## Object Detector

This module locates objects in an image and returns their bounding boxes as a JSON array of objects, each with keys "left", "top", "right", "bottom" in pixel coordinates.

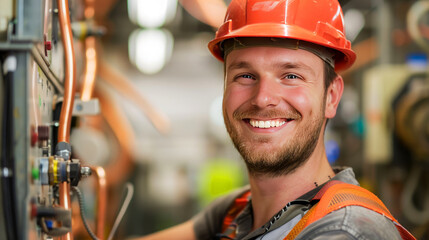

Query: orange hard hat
[{"left": 208, "top": 0, "right": 356, "bottom": 71}]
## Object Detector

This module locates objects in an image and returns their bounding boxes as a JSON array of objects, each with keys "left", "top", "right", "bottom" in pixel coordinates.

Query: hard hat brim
[{"left": 208, "top": 23, "right": 356, "bottom": 72}]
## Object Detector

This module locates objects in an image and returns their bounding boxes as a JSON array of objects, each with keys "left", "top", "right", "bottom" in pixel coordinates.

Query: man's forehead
[{"left": 225, "top": 46, "right": 321, "bottom": 74}]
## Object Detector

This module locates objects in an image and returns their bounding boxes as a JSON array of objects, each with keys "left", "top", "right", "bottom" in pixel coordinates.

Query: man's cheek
[{"left": 285, "top": 90, "right": 313, "bottom": 114}]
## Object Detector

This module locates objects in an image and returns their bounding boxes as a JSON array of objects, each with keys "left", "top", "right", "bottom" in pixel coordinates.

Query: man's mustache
[{"left": 232, "top": 105, "right": 301, "bottom": 120}]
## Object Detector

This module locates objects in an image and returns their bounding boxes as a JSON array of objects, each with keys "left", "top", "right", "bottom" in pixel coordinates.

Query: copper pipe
[
  {"left": 57, "top": 0, "right": 76, "bottom": 143},
  {"left": 84, "top": 0, "right": 96, "bottom": 19},
  {"left": 80, "top": 0, "right": 98, "bottom": 101},
  {"left": 179, "top": 0, "right": 227, "bottom": 28},
  {"left": 57, "top": 0, "right": 76, "bottom": 238},
  {"left": 95, "top": 87, "right": 135, "bottom": 186},
  {"left": 80, "top": 37, "right": 98, "bottom": 101},
  {"left": 59, "top": 182, "right": 72, "bottom": 240},
  {"left": 90, "top": 166, "right": 107, "bottom": 239},
  {"left": 98, "top": 61, "right": 170, "bottom": 134}
]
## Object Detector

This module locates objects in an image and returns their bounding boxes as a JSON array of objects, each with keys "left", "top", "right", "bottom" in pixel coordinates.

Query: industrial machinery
[
  {"left": 362, "top": 1, "right": 429, "bottom": 235},
  {"left": 0, "top": 0, "right": 110, "bottom": 239}
]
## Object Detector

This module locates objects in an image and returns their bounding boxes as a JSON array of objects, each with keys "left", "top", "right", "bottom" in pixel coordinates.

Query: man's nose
[{"left": 250, "top": 78, "right": 281, "bottom": 108}]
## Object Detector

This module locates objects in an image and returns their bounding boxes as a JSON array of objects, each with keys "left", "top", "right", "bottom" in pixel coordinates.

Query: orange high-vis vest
[{"left": 220, "top": 180, "right": 416, "bottom": 240}]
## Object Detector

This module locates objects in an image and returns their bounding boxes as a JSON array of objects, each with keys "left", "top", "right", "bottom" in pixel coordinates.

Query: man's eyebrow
[
  {"left": 276, "top": 62, "right": 315, "bottom": 75},
  {"left": 226, "top": 61, "right": 252, "bottom": 71},
  {"left": 226, "top": 60, "right": 317, "bottom": 76}
]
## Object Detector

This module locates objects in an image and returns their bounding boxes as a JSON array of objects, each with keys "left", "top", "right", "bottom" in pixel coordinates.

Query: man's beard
[{"left": 223, "top": 104, "right": 325, "bottom": 177}]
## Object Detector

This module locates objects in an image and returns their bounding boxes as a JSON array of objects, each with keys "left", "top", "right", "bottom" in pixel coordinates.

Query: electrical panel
[{"left": 1, "top": 0, "right": 91, "bottom": 239}]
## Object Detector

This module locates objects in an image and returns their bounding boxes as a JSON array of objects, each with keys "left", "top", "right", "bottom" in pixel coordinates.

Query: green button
[{"left": 32, "top": 167, "right": 39, "bottom": 180}]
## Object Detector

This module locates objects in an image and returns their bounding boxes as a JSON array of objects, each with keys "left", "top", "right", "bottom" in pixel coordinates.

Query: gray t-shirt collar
[{"left": 234, "top": 167, "right": 359, "bottom": 240}]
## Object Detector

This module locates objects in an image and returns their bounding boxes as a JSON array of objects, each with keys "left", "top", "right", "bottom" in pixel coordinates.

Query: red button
[{"left": 31, "top": 126, "right": 38, "bottom": 147}]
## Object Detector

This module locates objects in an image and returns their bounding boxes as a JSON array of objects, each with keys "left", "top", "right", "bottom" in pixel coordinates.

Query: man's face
[{"left": 223, "top": 46, "right": 327, "bottom": 176}]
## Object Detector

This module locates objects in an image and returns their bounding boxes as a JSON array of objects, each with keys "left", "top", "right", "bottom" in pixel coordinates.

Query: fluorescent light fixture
[
  {"left": 128, "top": 0, "right": 178, "bottom": 28},
  {"left": 344, "top": 9, "right": 365, "bottom": 42},
  {"left": 128, "top": 28, "right": 174, "bottom": 74}
]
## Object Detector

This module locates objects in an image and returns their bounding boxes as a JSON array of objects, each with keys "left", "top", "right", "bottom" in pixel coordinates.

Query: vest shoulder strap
[
  {"left": 221, "top": 190, "right": 251, "bottom": 237},
  {"left": 284, "top": 181, "right": 416, "bottom": 240}
]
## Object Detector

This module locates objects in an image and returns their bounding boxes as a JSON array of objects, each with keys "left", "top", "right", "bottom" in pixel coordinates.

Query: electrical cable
[
  {"left": 0, "top": 57, "right": 3, "bottom": 172},
  {"left": 71, "top": 186, "right": 99, "bottom": 240},
  {"left": 0, "top": 57, "right": 7, "bottom": 240},
  {"left": 1, "top": 55, "right": 18, "bottom": 240},
  {"left": 107, "top": 183, "right": 134, "bottom": 240},
  {"left": 401, "top": 164, "right": 429, "bottom": 224},
  {"left": 72, "top": 182, "right": 134, "bottom": 240}
]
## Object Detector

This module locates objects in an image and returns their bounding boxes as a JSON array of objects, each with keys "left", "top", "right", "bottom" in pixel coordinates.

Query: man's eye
[
  {"left": 234, "top": 74, "right": 256, "bottom": 84},
  {"left": 239, "top": 74, "right": 254, "bottom": 79},
  {"left": 285, "top": 74, "right": 300, "bottom": 79}
]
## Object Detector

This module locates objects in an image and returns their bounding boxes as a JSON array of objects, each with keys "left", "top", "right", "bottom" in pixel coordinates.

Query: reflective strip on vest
[
  {"left": 220, "top": 181, "right": 416, "bottom": 240},
  {"left": 283, "top": 181, "right": 416, "bottom": 240}
]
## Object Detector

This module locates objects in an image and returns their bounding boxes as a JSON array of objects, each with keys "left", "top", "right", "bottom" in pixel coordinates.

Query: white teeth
[{"left": 249, "top": 120, "right": 287, "bottom": 128}]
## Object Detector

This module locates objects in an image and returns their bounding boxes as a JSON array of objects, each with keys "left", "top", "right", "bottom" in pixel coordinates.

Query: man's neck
[{"left": 248, "top": 146, "right": 335, "bottom": 230}]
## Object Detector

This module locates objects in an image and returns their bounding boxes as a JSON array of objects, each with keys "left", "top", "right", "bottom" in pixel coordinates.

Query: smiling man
[
  {"left": 222, "top": 42, "right": 331, "bottom": 179},
  {"left": 133, "top": 1, "right": 415, "bottom": 239}
]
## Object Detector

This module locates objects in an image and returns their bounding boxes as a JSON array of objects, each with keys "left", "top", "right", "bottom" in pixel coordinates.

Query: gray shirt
[{"left": 193, "top": 167, "right": 402, "bottom": 240}]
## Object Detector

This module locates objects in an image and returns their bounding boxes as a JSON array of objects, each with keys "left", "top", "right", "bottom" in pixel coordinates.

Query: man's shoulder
[
  {"left": 192, "top": 185, "right": 251, "bottom": 240},
  {"left": 296, "top": 205, "right": 402, "bottom": 240}
]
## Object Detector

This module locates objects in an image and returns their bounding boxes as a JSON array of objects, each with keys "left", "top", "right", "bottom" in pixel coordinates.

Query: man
[{"left": 134, "top": 0, "right": 415, "bottom": 239}]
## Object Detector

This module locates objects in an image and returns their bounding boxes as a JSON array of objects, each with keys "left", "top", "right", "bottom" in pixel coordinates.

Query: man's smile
[{"left": 246, "top": 118, "right": 294, "bottom": 129}]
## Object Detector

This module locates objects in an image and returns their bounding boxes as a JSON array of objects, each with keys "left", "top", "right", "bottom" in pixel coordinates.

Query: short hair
[{"left": 324, "top": 61, "right": 338, "bottom": 92}]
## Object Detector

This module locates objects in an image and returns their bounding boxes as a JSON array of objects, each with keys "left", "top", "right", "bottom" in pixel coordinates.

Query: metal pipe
[
  {"left": 59, "top": 182, "right": 72, "bottom": 240},
  {"left": 80, "top": 37, "right": 97, "bottom": 101},
  {"left": 90, "top": 166, "right": 107, "bottom": 239},
  {"left": 80, "top": 0, "right": 98, "bottom": 101},
  {"left": 95, "top": 87, "right": 134, "bottom": 186},
  {"left": 57, "top": 0, "right": 76, "bottom": 144},
  {"left": 375, "top": 0, "right": 392, "bottom": 65},
  {"left": 57, "top": 0, "right": 76, "bottom": 238},
  {"left": 98, "top": 61, "right": 170, "bottom": 134},
  {"left": 85, "top": 0, "right": 96, "bottom": 19}
]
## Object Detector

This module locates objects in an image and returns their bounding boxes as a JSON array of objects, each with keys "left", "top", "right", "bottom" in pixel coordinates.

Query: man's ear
[{"left": 325, "top": 75, "right": 344, "bottom": 119}]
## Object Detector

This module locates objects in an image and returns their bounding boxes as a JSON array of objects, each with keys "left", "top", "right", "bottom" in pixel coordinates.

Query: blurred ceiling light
[
  {"left": 344, "top": 9, "right": 365, "bottom": 42},
  {"left": 209, "top": 96, "right": 229, "bottom": 141},
  {"left": 128, "top": 28, "right": 174, "bottom": 75},
  {"left": 209, "top": 95, "right": 224, "bottom": 128},
  {"left": 128, "top": 0, "right": 178, "bottom": 28}
]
